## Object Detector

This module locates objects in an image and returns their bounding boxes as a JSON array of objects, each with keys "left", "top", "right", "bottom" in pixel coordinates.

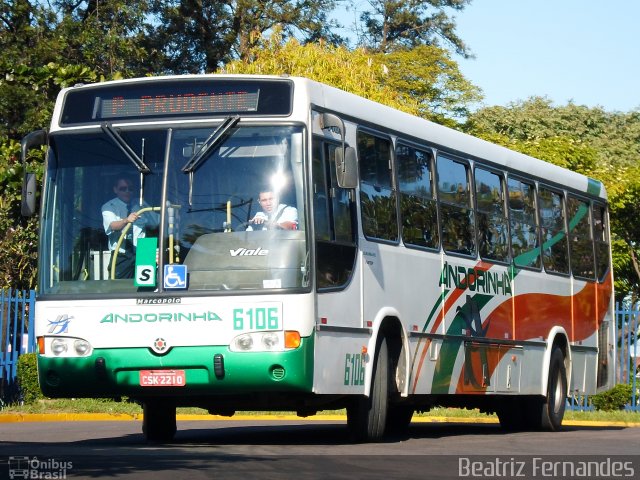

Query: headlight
[
  {"left": 74, "top": 339, "right": 92, "bottom": 356},
  {"left": 46, "top": 337, "right": 93, "bottom": 357},
  {"left": 234, "top": 334, "right": 254, "bottom": 351},
  {"left": 262, "top": 333, "right": 279, "bottom": 349},
  {"left": 230, "top": 331, "right": 285, "bottom": 352},
  {"left": 51, "top": 338, "right": 68, "bottom": 355}
]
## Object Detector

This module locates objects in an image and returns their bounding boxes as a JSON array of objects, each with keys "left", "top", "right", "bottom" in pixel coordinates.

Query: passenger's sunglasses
[{"left": 117, "top": 186, "right": 134, "bottom": 192}]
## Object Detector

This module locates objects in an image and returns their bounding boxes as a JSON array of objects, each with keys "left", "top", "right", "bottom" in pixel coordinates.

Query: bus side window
[
  {"left": 567, "top": 195, "right": 595, "bottom": 280},
  {"left": 539, "top": 187, "right": 569, "bottom": 274},
  {"left": 357, "top": 130, "right": 398, "bottom": 242},
  {"left": 507, "top": 177, "right": 541, "bottom": 269},
  {"left": 437, "top": 155, "right": 476, "bottom": 256},
  {"left": 397, "top": 143, "right": 438, "bottom": 249},
  {"left": 475, "top": 167, "right": 508, "bottom": 262},
  {"left": 312, "top": 141, "right": 331, "bottom": 241},
  {"left": 593, "top": 203, "right": 610, "bottom": 282},
  {"left": 313, "top": 139, "right": 356, "bottom": 289}
]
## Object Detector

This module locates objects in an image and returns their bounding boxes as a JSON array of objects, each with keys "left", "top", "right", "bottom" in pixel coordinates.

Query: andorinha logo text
[
  {"left": 439, "top": 261, "right": 513, "bottom": 296},
  {"left": 100, "top": 311, "right": 222, "bottom": 324}
]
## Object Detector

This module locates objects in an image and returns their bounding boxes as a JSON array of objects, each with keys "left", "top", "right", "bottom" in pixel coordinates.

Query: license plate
[{"left": 139, "top": 370, "right": 186, "bottom": 387}]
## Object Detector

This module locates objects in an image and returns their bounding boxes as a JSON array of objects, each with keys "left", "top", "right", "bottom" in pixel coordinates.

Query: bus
[{"left": 21, "top": 74, "right": 615, "bottom": 442}]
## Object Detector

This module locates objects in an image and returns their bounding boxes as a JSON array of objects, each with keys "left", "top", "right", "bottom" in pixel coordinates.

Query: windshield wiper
[
  {"left": 101, "top": 123, "right": 150, "bottom": 174},
  {"left": 181, "top": 115, "right": 240, "bottom": 174}
]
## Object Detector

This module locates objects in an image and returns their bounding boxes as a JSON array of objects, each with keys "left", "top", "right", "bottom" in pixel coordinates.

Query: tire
[
  {"left": 526, "top": 347, "right": 567, "bottom": 431},
  {"left": 539, "top": 347, "right": 567, "bottom": 431},
  {"left": 143, "top": 401, "right": 177, "bottom": 443},
  {"left": 347, "top": 337, "right": 389, "bottom": 442}
]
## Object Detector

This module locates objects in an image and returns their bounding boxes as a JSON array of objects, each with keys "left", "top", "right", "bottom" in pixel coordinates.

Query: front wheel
[{"left": 347, "top": 337, "right": 389, "bottom": 442}]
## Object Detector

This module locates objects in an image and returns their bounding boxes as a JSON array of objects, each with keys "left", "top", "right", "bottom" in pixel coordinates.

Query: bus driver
[{"left": 247, "top": 189, "right": 298, "bottom": 230}]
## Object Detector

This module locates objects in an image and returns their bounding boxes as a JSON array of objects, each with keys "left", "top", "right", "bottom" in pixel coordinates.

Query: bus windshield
[{"left": 40, "top": 124, "right": 308, "bottom": 295}]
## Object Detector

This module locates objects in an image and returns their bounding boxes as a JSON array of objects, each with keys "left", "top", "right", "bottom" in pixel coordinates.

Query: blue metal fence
[
  {"left": 566, "top": 302, "right": 639, "bottom": 412},
  {"left": 0, "top": 289, "right": 36, "bottom": 405},
  {"left": 616, "top": 302, "right": 639, "bottom": 411}
]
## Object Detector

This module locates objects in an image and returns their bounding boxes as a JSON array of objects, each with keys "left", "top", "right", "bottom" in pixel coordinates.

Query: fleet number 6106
[{"left": 233, "top": 307, "right": 279, "bottom": 330}]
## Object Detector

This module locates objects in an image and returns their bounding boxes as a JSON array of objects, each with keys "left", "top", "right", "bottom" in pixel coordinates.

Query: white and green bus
[{"left": 22, "top": 75, "right": 615, "bottom": 442}]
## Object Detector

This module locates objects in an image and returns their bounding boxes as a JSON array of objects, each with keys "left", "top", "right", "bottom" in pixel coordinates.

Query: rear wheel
[
  {"left": 347, "top": 337, "right": 389, "bottom": 442},
  {"left": 142, "top": 401, "right": 177, "bottom": 442},
  {"left": 537, "top": 347, "right": 567, "bottom": 431}
]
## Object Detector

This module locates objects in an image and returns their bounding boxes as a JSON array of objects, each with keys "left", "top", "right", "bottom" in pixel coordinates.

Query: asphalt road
[{"left": 1, "top": 419, "right": 640, "bottom": 479}]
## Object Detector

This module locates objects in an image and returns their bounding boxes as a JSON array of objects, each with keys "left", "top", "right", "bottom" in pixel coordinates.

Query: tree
[
  {"left": 148, "top": 0, "right": 342, "bottom": 73},
  {"left": 355, "top": 0, "right": 472, "bottom": 56},
  {"left": 378, "top": 44, "right": 481, "bottom": 125},
  {"left": 52, "top": 0, "right": 153, "bottom": 78},
  {"left": 220, "top": 31, "right": 480, "bottom": 124}
]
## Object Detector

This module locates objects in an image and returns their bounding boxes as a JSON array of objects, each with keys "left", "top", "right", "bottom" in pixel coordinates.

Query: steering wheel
[{"left": 110, "top": 206, "right": 161, "bottom": 280}]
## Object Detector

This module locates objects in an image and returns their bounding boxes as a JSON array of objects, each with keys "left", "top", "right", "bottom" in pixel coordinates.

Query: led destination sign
[
  {"left": 60, "top": 78, "right": 293, "bottom": 125},
  {"left": 99, "top": 90, "right": 260, "bottom": 119}
]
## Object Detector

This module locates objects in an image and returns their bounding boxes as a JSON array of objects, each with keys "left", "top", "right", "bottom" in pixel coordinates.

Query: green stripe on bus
[
  {"left": 587, "top": 178, "right": 602, "bottom": 196},
  {"left": 38, "top": 336, "right": 314, "bottom": 398},
  {"left": 431, "top": 293, "right": 494, "bottom": 394}
]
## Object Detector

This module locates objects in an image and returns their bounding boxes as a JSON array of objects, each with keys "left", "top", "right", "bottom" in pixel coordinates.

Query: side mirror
[
  {"left": 21, "top": 172, "right": 37, "bottom": 216},
  {"left": 20, "top": 129, "right": 47, "bottom": 217},
  {"left": 320, "top": 113, "right": 344, "bottom": 138},
  {"left": 321, "top": 113, "right": 357, "bottom": 189},
  {"left": 335, "top": 146, "right": 358, "bottom": 189}
]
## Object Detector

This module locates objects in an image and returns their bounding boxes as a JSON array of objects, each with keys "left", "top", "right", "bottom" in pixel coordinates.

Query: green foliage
[
  {"left": 221, "top": 35, "right": 421, "bottom": 114},
  {"left": 17, "top": 352, "right": 43, "bottom": 404},
  {"left": 591, "top": 383, "right": 634, "bottom": 412},
  {"left": 149, "top": 0, "right": 341, "bottom": 73},
  {"left": 220, "top": 32, "right": 480, "bottom": 124},
  {"left": 0, "top": 139, "right": 41, "bottom": 289}
]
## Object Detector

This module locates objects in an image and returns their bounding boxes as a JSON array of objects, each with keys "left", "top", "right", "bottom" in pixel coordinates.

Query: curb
[{"left": 1, "top": 413, "right": 639, "bottom": 428}]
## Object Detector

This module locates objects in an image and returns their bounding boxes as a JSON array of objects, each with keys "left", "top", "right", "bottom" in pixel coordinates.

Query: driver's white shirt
[
  {"left": 247, "top": 204, "right": 298, "bottom": 230},
  {"left": 101, "top": 197, "right": 151, "bottom": 252}
]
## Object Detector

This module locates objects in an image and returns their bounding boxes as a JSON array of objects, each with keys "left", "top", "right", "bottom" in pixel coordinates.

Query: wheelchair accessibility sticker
[{"left": 164, "top": 265, "right": 187, "bottom": 289}]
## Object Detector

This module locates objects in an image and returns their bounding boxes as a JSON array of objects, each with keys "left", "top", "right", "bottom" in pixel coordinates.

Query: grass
[{"left": 2, "top": 399, "right": 640, "bottom": 424}]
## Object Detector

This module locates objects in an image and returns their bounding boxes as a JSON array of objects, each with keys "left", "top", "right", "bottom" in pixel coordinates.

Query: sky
[{"left": 338, "top": 1, "right": 640, "bottom": 112}]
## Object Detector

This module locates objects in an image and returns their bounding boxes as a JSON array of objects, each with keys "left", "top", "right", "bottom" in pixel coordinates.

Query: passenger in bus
[
  {"left": 246, "top": 188, "right": 298, "bottom": 230},
  {"left": 101, "top": 176, "right": 158, "bottom": 278}
]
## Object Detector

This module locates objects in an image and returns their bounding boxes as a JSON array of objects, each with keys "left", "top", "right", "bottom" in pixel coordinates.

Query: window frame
[
  {"left": 567, "top": 193, "right": 596, "bottom": 281},
  {"left": 506, "top": 174, "right": 542, "bottom": 272},
  {"left": 356, "top": 127, "right": 399, "bottom": 245},
  {"left": 473, "top": 164, "right": 510, "bottom": 265},
  {"left": 435, "top": 153, "right": 476, "bottom": 259},
  {"left": 312, "top": 135, "right": 358, "bottom": 292},
  {"left": 538, "top": 184, "right": 570, "bottom": 277},
  {"left": 396, "top": 140, "right": 440, "bottom": 252}
]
